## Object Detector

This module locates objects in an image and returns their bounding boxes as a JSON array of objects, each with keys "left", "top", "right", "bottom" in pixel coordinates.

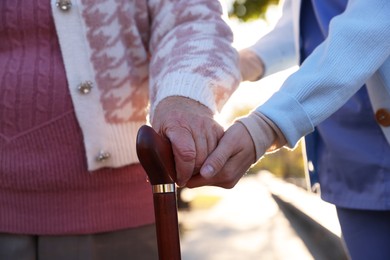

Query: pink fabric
[
  {"left": 80, "top": 0, "right": 150, "bottom": 123},
  {"left": 76, "top": 0, "right": 240, "bottom": 123},
  {"left": 0, "top": 0, "right": 154, "bottom": 235},
  {"left": 0, "top": 0, "right": 71, "bottom": 138}
]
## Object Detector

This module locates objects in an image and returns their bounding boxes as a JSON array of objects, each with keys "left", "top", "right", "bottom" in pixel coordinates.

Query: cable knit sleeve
[{"left": 147, "top": 0, "right": 241, "bottom": 117}]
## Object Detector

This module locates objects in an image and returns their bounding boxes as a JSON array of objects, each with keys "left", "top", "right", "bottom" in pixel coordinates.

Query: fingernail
[
  {"left": 176, "top": 179, "right": 185, "bottom": 187},
  {"left": 201, "top": 165, "right": 215, "bottom": 179}
]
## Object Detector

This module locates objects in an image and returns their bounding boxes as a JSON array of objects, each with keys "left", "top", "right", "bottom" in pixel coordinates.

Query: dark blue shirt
[{"left": 300, "top": 0, "right": 390, "bottom": 209}]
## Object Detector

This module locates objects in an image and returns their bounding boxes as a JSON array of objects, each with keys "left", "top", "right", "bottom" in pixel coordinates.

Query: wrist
[
  {"left": 236, "top": 111, "right": 286, "bottom": 161},
  {"left": 239, "top": 49, "right": 265, "bottom": 82}
]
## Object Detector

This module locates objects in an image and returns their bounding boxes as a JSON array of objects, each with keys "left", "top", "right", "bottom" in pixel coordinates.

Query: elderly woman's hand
[{"left": 152, "top": 96, "right": 224, "bottom": 187}]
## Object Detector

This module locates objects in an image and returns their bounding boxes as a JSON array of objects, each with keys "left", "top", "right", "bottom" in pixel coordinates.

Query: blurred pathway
[{"left": 179, "top": 174, "right": 314, "bottom": 260}]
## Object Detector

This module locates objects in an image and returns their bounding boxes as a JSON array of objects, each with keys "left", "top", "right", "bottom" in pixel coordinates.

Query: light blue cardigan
[{"left": 249, "top": 0, "right": 390, "bottom": 147}]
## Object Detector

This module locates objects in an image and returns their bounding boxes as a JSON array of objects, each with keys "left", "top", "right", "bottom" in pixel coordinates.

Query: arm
[
  {"left": 260, "top": 0, "right": 390, "bottom": 147},
  {"left": 148, "top": 0, "right": 241, "bottom": 186},
  {"left": 197, "top": 0, "right": 390, "bottom": 188},
  {"left": 240, "top": 0, "right": 298, "bottom": 81}
]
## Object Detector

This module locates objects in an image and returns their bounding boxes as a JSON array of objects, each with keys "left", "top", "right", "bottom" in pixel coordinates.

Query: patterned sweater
[
  {"left": 53, "top": 0, "right": 240, "bottom": 171},
  {"left": 0, "top": 0, "right": 240, "bottom": 234}
]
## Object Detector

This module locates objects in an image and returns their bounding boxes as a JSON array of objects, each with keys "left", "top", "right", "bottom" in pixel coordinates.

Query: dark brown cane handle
[
  {"left": 136, "top": 125, "right": 176, "bottom": 185},
  {"left": 136, "top": 125, "right": 181, "bottom": 260}
]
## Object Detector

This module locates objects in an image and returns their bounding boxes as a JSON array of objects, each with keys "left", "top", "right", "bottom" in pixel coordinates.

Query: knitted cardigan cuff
[{"left": 237, "top": 111, "right": 287, "bottom": 161}]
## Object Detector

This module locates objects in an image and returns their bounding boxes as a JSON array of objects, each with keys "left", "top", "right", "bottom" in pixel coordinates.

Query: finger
[
  {"left": 188, "top": 152, "right": 250, "bottom": 188},
  {"left": 186, "top": 174, "right": 213, "bottom": 188},
  {"left": 193, "top": 131, "right": 208, "bottom": 175},
  {"left": 207, "top": 123, "right": 224, "bottom": 154},
  {"left": 166, "top": 129, "right": 196, "bottom": 187},
  {"left": 199, "top": 134, "right": 235, "bottom": 179},
  {"left": 187, "top": 174, "right": 238, "bottom": 189},
  {"left": 193, "top": 122, "right": 224, "bottom": 175}
]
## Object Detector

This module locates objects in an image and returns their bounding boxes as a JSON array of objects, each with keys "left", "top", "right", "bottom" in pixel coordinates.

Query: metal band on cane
[{"left": 153, "top": 183, "right": 176, "bottom": 193}]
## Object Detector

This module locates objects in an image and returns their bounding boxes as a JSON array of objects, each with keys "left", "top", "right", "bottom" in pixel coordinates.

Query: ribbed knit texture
[
  {"left": 50, "top": 0, "right": 240, "bottom": 170},
  {"left": 256, "top": 0, "right": 390, "bottom": 146},
  {"left": 0, "top": 0, "right": 72, "bottom": 138},
  {"left": 0, "top": 0, "right": 154, "bottom": 235},
  {"left": 237, "top": 111, "right": 286, "bottom": 161}
]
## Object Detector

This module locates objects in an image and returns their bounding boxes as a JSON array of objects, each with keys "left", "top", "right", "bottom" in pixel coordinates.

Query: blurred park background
[{"left": 219, "top": 0, "right": 305, "bottom": 186}]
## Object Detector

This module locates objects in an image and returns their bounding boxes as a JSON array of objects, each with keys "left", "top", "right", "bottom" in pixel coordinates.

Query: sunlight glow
[{"left": 217, "top": 2, "right": 297, "bottom": 128}]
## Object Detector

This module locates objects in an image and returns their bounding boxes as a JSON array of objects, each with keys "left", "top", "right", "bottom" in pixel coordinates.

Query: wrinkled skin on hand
[
  {"left": 187, "top": 122, "right": 257, "bottom": 189},
  {"left": 152, "top": 96, "right": 224, "bottom": 187}
]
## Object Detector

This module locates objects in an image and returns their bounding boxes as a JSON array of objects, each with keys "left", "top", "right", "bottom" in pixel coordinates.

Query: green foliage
[
  {"left": 248, "top": 142, "right": 305, "bottom": 180},
  {"left": 229, "top": 0, "right": 280, "bottom": 22}
]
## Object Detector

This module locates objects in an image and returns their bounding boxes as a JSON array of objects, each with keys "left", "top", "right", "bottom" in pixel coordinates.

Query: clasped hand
[{"left": 153, "top": 96, "right": 257, "bottom": 189}]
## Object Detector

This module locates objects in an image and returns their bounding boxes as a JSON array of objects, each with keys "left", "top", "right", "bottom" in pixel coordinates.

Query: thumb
[
  {"left": 200, "top": 134, "right": 235, "bottom": 179},
  {"left": 167, "top": 130, "right": 196, "bottom": 186}
]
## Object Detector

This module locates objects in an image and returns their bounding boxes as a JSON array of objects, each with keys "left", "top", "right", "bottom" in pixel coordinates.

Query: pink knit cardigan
[{"left": 0, "top": 0, "right": 240, "bottom": 235}]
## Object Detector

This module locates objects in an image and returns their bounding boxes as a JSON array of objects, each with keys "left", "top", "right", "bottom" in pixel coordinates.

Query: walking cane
[{"left": 136, "top": 125, "right": 181, "bottom": 260}]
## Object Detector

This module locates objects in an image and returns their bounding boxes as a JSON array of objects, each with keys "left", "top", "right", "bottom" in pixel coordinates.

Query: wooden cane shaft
[
  {"left": 136, "top": 125, "right": 181, "bottom": 259},
  {"left": 153, "top": 192, "right": 181, "bottom": 260}
]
